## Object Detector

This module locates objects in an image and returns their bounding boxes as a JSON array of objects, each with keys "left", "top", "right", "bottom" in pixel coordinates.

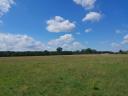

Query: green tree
[{"left": 56, "top": 47, "right": 63, "bottom": 53}]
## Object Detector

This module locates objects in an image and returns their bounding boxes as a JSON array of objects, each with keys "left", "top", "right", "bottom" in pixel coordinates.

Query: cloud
[
  {"left": 111, "top": 42, "right": 122, "bottom": 48},
  {"left": 73, "top": 0, "right": 96, "bottom": 9},
  {"left": 82, "top": 12, "right": 102, "bottom": 22},
  {"left": 115, "top": 29, "right": 127, "bottom": 34},
  {"left": 46, "top": 16, "right": 76, "bottom": 33},
  {"left": 115, "top": 30, "right": 122, "bottom": 34},
  {"left": 48, "top": 34, "right": 74, "bottom": 46},
  {"left": 122, "top": 34, "right": 128, "bottom": 44},
  {"left": 0, "top": 33, "right": 46, "bottom": 51},
  {"left": 85, "top": 28, "right": 92, "bottom": 33},
  {"left": 48, "top": 34, "right": 85, "bottom": 50},
  {"left": 111, "top": 42, "right": 122, "bottom": 52},
  {"left": 0, "top": 33, "right": 85, "bottom": 51},
  {"left": 0, "top": 0, "right": 15, "bottom": 17},
  {"left": 61, "top": 41, "right": 84, "bottom": 51}
]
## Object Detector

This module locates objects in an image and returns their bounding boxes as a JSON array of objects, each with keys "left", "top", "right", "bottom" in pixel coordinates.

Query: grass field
[{"left": 0, "top": 55, "right": 128, "bottom": 96}]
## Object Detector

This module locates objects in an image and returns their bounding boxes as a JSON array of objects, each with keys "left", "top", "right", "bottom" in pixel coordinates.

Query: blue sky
[{"left": 0, "top": 0, "right": 128, "bottom": 51}]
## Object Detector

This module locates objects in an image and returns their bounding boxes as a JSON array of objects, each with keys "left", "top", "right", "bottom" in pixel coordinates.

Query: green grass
[{"left": 0, "top": 55, "right": 128, "bottom": 96}]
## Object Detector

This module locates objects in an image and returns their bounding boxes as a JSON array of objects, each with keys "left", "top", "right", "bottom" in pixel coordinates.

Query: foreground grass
[{"left": 0, "top": 55, "right": 128, "bottom": 96}]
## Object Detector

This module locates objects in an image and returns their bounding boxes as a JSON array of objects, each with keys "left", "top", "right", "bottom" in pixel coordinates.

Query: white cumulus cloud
[
  {"left": 0, "top": 33, "right": 46, "bottom": 51},
  {"left": 48, "top": 34, "right": 74, "bottom": 46},
  {"left": 85, "top": 28, "right": 92, "bottom": 33},
  {"left": 0, "top": 33, "right": 86, "bottom": 51},
  {"left": 46, "top": 16, "right": 76, "bottom": 33},
  {"left": 73, "top": 0, "right": 96, "bottom": 9},
  {"left": 48, "top": 34, "right": 84, "bottom": 50},
  {"left": 122, "top": 34, "right": 128, "bottom": 44},
  {"left": 82, "top": 12, "right": 102, "bottom": 22},
  {"left": 0, "top": 0, "right": 15, "bottom": 17}
]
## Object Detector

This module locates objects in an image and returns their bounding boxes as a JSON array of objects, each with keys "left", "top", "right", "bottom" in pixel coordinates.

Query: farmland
[{"left": 0, "top": 55, "right": 128, "bottom": 96}]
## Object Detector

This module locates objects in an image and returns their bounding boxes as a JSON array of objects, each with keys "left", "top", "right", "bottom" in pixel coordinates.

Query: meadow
[{"left": 0, "top": 55, "right": 128, "bottom": 96}]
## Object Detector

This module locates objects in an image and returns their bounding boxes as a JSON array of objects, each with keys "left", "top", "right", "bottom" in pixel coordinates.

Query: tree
[
  {"left": 81, "top": 48, "right": 97, "bottom": 54},
  {"left": 56, "top": 47, "right": 63, "bottom": 53},
  {"left": 119, "top": 50, "right": 124, "bottom": 54},
  {"left": 43, "top": 50, "right": 50, "bottom": 55}
]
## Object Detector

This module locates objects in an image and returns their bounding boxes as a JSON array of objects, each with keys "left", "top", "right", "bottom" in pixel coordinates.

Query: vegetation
[
  {"left": 0, "top": 47, "right": 128, "bottom": 57},
  {"left": 56, "top": 47, "right": 63, "bottom": 53},
  {"left": 0, "top": 55, "right": 128, "bottom": 96}
]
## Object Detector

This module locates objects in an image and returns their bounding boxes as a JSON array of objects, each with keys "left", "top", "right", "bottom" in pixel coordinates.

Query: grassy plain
[{"left": 0, "top": 55, "right": 128, "bottom": 96}]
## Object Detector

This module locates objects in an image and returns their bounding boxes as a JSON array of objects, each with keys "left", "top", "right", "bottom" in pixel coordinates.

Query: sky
[{"left": 0, "top": 0, "right": 128, "bottom": 51}]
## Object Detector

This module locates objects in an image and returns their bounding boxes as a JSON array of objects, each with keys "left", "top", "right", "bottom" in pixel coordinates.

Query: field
[{"left": 0, "top": 55, "right": 128, "bottom": 96}]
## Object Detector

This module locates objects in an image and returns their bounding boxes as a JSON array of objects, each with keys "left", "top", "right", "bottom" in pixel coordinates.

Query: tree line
[{"left": 0, "top": 47, "right": 128, "bottom": 57}]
